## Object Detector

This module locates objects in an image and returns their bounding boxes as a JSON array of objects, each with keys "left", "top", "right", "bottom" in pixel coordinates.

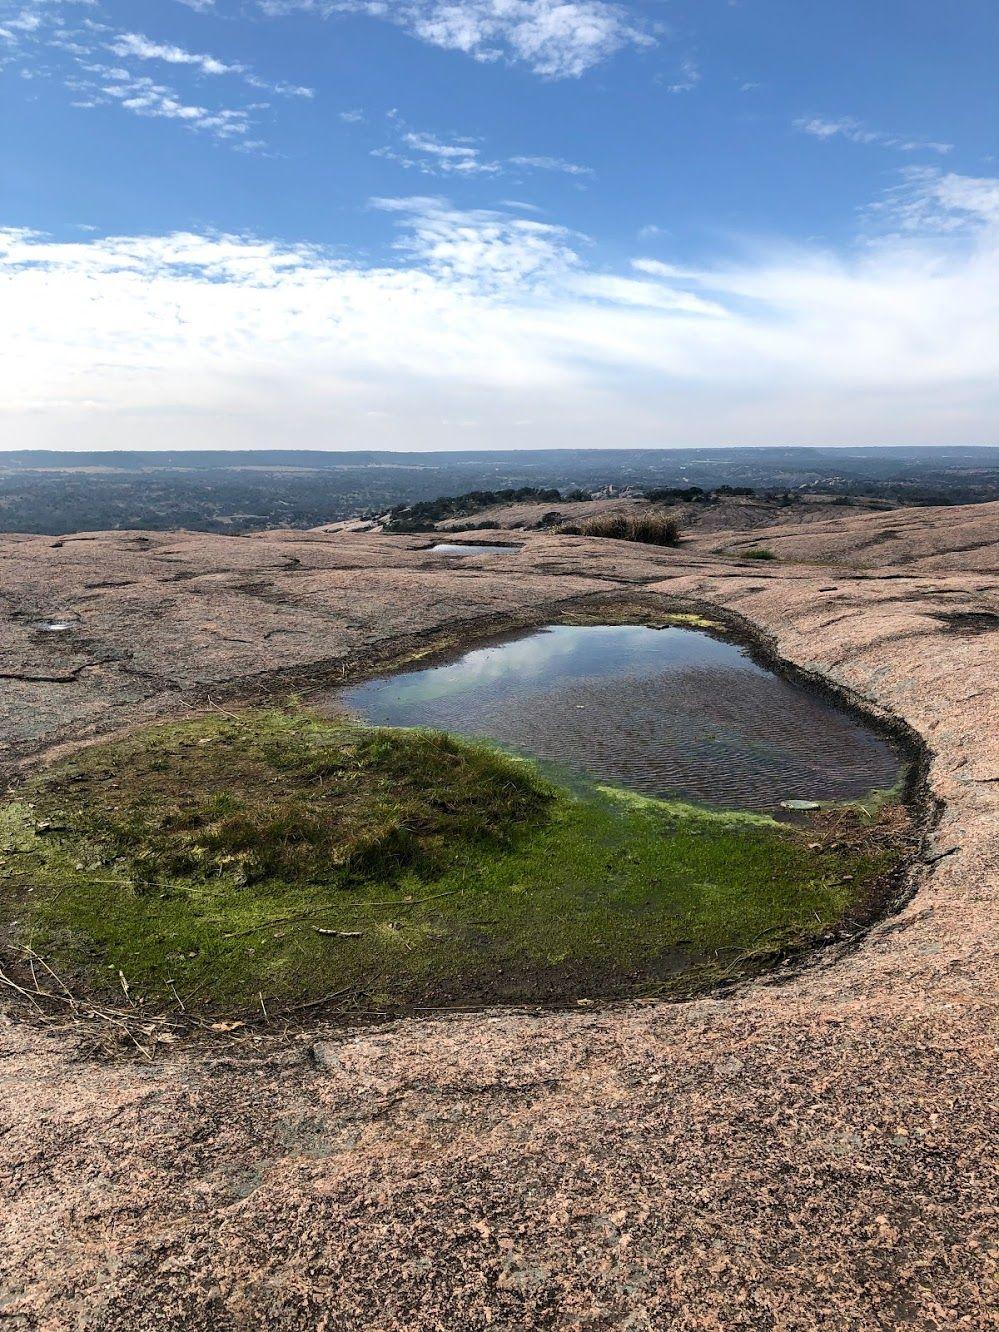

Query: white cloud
[
  {"left": 375, "top": 130, "right": 502, "bottom": 176},
  {"left": 64, "top": 62, "right": 259, "bottom": 141},
  {"left": 367, "top": 114, "right": 593, "bottom": 179},
  {"left": 509, "top": 154, "right": 592, "bottom": 177},
  {"left": 375, "top": 196, "right": 582, "bottom": 287},
  {"left": 2, "top": 175, "right": 997, "bottom": 450},
  {"left": 795, "top": 116, "right": 953, "bottom": 156},
  {"left": 108, "top": 30, "right": 314, "bottom": 97},
  {"left": 663, "top": 54, "right": 699, "bottom": 94},
  {"left": 872, "top": 166, "right": 999, "bottom": 233},
  {"left": 259, "top": 0, "right": 655, "bottom": 78},
  {"left": 109, "top": 31, "right": 239, "bottom": 76},
  {"left": 1, "top": 4, "right": 311, "bottom": 143}
]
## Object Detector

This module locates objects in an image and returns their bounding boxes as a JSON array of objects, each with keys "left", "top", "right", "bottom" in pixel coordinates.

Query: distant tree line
[
  {"left": 642, "top": 485, "right": 757, "bottom": 503},
  {"left": 383, "top": 487, "right": 572, "bottom": 532}
]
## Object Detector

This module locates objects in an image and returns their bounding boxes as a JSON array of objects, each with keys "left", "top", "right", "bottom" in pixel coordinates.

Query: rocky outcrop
[{"left": 0, "top": 503, "right": 996, "bottom": 1330}]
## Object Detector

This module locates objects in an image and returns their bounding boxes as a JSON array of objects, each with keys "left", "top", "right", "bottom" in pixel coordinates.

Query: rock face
[{"left": 0, "top": 504, "right": 997, "bottom": 1331}]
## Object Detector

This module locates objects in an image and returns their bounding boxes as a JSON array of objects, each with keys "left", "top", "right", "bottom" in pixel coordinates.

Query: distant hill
[
  {"left": 0, "top": 446, "right": 995, "bottom": 535},
  {"left": 0, "top": 445, "right": 996, "bottom": 474}
]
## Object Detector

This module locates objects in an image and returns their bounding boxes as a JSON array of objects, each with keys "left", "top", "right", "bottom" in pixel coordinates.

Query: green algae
[{"left": 0, "top": 707, "right": 905, "bottom": 1017}]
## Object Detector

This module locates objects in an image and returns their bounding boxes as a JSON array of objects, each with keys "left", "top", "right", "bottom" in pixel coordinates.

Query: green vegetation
[
  {"left": 383, "top": 487, "right": 564, "bottom": 532},
  {"left": 743, "top": 547, "right": 777, "bottom": 560},
  {"left": 643, "top": 485, "right": 755, "bottom": 503},
  {"left": 564, "top": 511, "right": 682, "bottom": 547},
  {"left": 0, "top": 708, "right": 903, "bottom": 1017}
]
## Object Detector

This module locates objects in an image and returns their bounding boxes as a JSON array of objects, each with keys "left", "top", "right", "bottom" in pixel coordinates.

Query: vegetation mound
[{"left": 0, "top": 708, "right": 905, "bottom": 1020}]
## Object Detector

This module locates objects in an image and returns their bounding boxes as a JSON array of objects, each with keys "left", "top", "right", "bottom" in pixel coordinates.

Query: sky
[{"left": 1, "top": 0, "right": 997, "bottom": 452}]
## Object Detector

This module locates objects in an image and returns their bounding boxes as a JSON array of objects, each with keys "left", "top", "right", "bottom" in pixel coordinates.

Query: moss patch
[{"left": 0, "top": 708, "right": 906, "bottom": 1017}]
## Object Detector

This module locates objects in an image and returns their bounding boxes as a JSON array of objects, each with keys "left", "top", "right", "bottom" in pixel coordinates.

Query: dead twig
[
  {"left": 222, "top": 887, "right": 468, "bottom": 940},
  {"left": 279, "top": 986, "right": 359, "bottom": 1015}
]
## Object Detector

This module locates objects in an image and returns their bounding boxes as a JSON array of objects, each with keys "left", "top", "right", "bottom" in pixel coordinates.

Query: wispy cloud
[
  {"left": 664, "top": 54, "right": 700, "bottom": 94},
  {"left": 109, "top": 31, "right": 241, "bottom": 76},
  {"left": 258, "top": 0, "right": 655, "bottom": 78},
  {"left": 368, "top": 112, "right": 592, "bottom": 179},
  {"left": 795, "top": 115, "right": 952, "bottom": 155},
  {"left": 109, "top": 31, "right": 314, "bottom": 96},
  {"left": 3, "top": 174, "right": 996, "bottom": 449},
  {"left": 375, "top": 196, "right": 583, "bottom": 287},
  {"left": 509, "top": 154, "right": 592, "bottom": 177},
  {"left": 1, "top": 3, "right": 314, "bottom": 143},
  {"left": 69, "top": 62, "right": 260, "bottom": 141},
  {"left": 870, "top": 166, "right": 999, "bottom": 234},
  {"left": 375, "top": 129, "right": 501, "bottom": 176}
]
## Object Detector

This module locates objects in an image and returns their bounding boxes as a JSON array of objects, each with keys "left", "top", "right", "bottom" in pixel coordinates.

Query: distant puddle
[
  {"left": 31, "top": 619, "right": 76, "bottom": 634},
  {"left": 336, "top": 624, "right": 902, "bottom": 815},
  {"left": 428, "top": 542, "right": 521, "bottom": 555}
]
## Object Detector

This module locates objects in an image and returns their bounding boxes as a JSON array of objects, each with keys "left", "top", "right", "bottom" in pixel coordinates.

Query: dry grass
[{"left": 566, "top": 511, "right": 682, "bottom": 547}]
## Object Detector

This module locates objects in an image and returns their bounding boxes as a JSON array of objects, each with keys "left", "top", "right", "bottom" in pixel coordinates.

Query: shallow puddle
[
  {"left": 428, "top": 542, "right": 521, "bottom": 555},
  {"left": 337, "top": 624, "right": 902, "bottom": 814}
]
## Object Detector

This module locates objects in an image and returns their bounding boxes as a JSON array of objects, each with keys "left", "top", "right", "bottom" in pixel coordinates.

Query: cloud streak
[
  {"left": 795, "top": 115, "right": 952, "bottom": 156},
  {"left": 108, "top": 31, "right": 314, "bottom": 97},
  {"left": 368, "top": 113, "right": 593, "bottom": 178}
]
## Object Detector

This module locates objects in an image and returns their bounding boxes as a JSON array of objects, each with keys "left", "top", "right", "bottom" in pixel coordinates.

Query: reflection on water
[
  {"left": 429, "top": 542, "right": 521, "bottom": 556},
  {"left": 336, "top": 624, "right": 902, "bottom": 814}
]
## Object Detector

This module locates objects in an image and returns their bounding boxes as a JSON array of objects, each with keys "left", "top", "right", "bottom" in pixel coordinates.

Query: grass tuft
[{"left": 565, "top": 512, "right": 682, "bottom": 547}]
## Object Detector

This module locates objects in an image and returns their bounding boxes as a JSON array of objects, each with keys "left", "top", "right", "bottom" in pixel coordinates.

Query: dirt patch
[{"left": 932, "top": 610, "right": 999, "bottom": 635}]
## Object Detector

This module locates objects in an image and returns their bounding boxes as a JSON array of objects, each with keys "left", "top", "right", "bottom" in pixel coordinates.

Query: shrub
[
  {"left": 644, "top": 486, "right": 706, "bottom": 503},
  {"left": 568, "top": 511, "right": 682, "bottom": 547},
  {"left": 743, "top": 547, "right": 776, "bottom": 560}
]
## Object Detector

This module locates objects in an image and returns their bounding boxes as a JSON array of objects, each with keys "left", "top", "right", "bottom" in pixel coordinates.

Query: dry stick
[
  {"left": 21, "top": 943, "right": 75, "bottom": 999},
  {"left": 0, "top": 968, "right": 49, "bottom": 1016},
  {"left": 204, "top": 696, "right": 253, "bottom": 727},
  {"left": 8, "top": 875, "right": 188, "bottom": 892},
  {"left": 4, "top": 947, "right": 186, "bottom": 1031},
  {"left": 279, "top": 985, "right": 358, "bottom": 1015},
  {"left": 0, "top": 966, "right": 153, "bottom": 1059},
  {"left": 87, "top": 1010, "right": 154, "bottom": 1061},
  {"left": 221, "top": 887, "right": 467, "bottom": 940},
  {"left": 166, "top": 978, "right": 186, "bottom": 1012}
]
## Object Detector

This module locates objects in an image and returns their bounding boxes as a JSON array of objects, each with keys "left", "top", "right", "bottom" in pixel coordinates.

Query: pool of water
[
  {"left": 428, "top": 542, "right": 521, "bottom": 555},
  {"left": 335, "top": 624, "right": 902, "bottom": 815}
]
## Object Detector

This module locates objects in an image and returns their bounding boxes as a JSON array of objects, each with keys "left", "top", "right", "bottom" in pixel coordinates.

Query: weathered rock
[{"left": 0, "top": 502, "right": 996, "bottom": 1330}]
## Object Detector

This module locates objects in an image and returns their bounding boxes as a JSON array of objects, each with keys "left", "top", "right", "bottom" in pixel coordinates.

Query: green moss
[{"left": 0, "top": 708, "right": 903, "bottom": 1016}]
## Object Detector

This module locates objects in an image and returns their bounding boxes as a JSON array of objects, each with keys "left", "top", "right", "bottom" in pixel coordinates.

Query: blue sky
[{"left": 1, "top": 0, "right": 997, "bottom": 450}]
